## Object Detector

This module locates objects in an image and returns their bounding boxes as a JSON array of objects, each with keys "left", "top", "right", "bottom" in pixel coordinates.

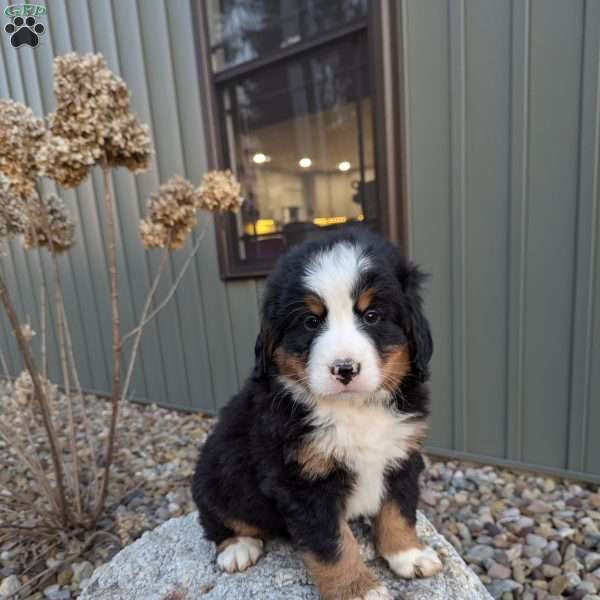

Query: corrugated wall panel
[
  {"left": 582, "top": 0, "right": 600, "bottom": 477},
  {"left": 403, "top": 0, "right": 600, "bottom": 480},
  {"left": 520, "top": 0, "right": 583, "bottom": 469},
  {"left": 463, "top": 0, "right": 511, "bottom": 459},
  {"left": 403, "top": 0, "right": 454, "bottom": 450}
]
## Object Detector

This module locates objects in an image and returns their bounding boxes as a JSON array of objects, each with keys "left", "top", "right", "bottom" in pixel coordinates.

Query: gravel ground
[{"left": 1, "top": 387, "right": 599, "bottom": 600}]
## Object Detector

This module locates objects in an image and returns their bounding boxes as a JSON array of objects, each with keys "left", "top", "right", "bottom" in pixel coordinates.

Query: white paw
[
  {"left": 351, "top": 585, "right": 393, "bottom": 600},
  {"left": 385, "top": 546, "right": 443, "bottom": 579},
  {"left": 217, "top": 537, "right": 263, "bottom": 573}
]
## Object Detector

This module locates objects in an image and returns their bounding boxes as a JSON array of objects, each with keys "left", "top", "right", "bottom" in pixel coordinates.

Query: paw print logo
[{"left": 4, "top": 16, "right": 45, "bottom": 48}]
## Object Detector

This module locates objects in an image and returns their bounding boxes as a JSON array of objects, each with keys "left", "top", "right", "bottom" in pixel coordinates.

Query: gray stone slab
[{"left": 80, "top": 512, "right": 492, "bottom": 600}]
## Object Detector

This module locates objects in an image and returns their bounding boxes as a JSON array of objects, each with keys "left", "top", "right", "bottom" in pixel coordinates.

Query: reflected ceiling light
[
  {"left": 299, "top": 157, "right": 312, "bottom": 168},
  {"left": 252, "top": 152, "right": 270, "bottom": 164},
  {"left": 338, "top": 161, "right": 351, "bottom": 172}
]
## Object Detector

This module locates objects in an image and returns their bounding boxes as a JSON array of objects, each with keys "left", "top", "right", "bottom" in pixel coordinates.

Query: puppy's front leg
[
  {"left": 375, "top": 453, "right": 442, "bottom": 579},
  {"left": 279, "top": 475, "right": 390, "bottom": 600},
  {"left": 302, "top": 520, "right": 391, "bottom": 600}
]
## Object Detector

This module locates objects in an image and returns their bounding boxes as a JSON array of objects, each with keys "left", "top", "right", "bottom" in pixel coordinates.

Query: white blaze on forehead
[
  {"left": 304, "top": 242, "right": 370, "bottom": 309},
  {"left": 303, "top": 242, "right": 381, "bottom": 396}
]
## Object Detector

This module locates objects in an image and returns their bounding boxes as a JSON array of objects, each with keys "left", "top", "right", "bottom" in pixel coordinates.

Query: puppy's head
[{"left": 255, "top": 231, "right": 432, "bottom": 400}]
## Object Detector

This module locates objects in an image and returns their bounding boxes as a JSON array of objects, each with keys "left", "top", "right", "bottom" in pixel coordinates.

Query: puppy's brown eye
[
  {"left": 304, "top": 315, "right": 321, "bottom": 331},
  {"left": 363, "top": 309, "right": 381, "bottom": 325}
]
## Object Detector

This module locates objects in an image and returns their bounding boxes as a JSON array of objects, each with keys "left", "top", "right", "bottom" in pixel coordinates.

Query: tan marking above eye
[
  {"left": 356, "top": 288, "right": 375, "bottom": 312},
  {"left": 305, "top": 294, "right": 325, "bottom": 317}
]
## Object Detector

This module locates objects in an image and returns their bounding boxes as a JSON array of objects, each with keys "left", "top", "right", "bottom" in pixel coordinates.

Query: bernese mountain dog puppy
[{"left": 192, "top": 229, "right": 442, "bottom": 600}]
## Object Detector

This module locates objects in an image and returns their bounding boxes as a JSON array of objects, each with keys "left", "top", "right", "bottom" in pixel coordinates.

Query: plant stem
[
  {"left": 40, "top": 283, "right": 48, "bottom": 378},
  {"left": 61, "top": 304, "right": 99, "bottom": 515},
  {"left": 93, "top": 161, "right": 121, "bottom": 522},
  {"left": 0, "top": 271, "right": 68, "bottom": 525},
  {"left": 0, "top": 344, "right": 8, "bottom": 379},
  {"left": 50, "top": 252, "right": 82, "bottom": 517},
  {"left": 121, "top": 246, "right": 169, "bottom": 402},
  {"left": 121, "top": 228, "right": 206, "bottom": 346}
]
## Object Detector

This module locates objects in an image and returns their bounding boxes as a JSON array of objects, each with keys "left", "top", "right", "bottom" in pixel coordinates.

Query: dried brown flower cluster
[
  {"left": 14, "top": 370, "right": 57, "bottom": 409},
  {"left": 139, "top": 171, "right": 244, "bottom": 250},
  {"left": 42, "top": 53, "right": 153, "bottom": 187},
  {"left": 140, "top": 176, "right": 199, "bottom": 250},
  {"left": 0, "top": 173, "right": 27, "bottom": 238},
  {"left": 24, "top": 193, "right": 75, "bottom": 253},
  {"left": 197, "top": 169, "right": 244, "bottom": 213},
  {"left": 0, "top": 100, "right": 47, "bottom": 198}
]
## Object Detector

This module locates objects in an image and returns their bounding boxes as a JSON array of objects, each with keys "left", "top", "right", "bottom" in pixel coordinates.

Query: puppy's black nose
[{"left": 330, "top": 358, "right": 361, "bottom": 384}]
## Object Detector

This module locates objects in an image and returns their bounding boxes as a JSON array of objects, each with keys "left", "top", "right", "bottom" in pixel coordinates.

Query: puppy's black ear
[
  {"left": 254, "top": 321, "right": 274, "bottom": 377},
  {"left": 398, "top": 262, "right": 433, "bottom": 383}
]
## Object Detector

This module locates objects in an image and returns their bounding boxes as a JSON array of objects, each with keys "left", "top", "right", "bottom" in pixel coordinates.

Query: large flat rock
[{"left": 81, "top": 511, "right": 492, "bottom": 600}]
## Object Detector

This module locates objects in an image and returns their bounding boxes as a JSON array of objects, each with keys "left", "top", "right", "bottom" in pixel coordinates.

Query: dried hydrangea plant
[
  {"left": 0, "top": 100, "right": 47, "bottom": 198},
  {"left": 0, "top": 173, "right": 27, "bottom": 239},
  {"left": 14, "top": 369, "right": 57, "bottom": 410},
  {"left": 23, "top": 193, "right": 75, "bottom": 253},
  {"left": 41, "top": 53, "right": 153, "bottom": 187},
  {"left": 140, "top": 176, "right": 199, "bottom": 250},
  {"left": 197, "top": 169, "right": 244, "bottom": 213}
]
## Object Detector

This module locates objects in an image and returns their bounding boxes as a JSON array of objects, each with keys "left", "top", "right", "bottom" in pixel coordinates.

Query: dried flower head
[
  {"left": 20, "top": 323, "right": 36, "bottom": 343},
  {"left": 196, "top": 169, "right": 244, "bottom": 213},
  {"left": 140, "top": 176, "right": 199, "bottom": 250},
  {"left": 14, "top": 370, "right": 57, "bottom": 409},
  {"left": 24, "top": 193, "right": 75, "bottom": 253},
  {"left": 38, "top": 134, "right": 93, "bottom": 189},
  {"left": 41, "top": 52, "right": 153, "bottom": 187},
  {"left": 0, "top": 173, "right": 27, "bottom": 238},
  {"left": 0, "top": 100, "right": 47, "bottom": 198}
]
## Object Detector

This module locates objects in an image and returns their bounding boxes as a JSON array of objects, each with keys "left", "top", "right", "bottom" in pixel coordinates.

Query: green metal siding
[{"left": 402, "top": 0, "right": 600, "bottom": 479}]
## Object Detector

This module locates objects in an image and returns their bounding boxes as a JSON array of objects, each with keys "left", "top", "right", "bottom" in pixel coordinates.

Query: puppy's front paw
[
  {"left": 217, "top": 536, "right": 263, "bottom": 573},
  {"left": 350, "top": 584, "right": 393, "bottom": 600},
  {"left": 385, "top": 546, "right": 442, "bottom": 579}
]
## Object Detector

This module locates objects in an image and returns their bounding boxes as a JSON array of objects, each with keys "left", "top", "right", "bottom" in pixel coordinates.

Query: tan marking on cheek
[
  {"left": 356, "top": 288, "right": 375, "bottom": 312},
  {"left": 304, "top": 521, "right": 380, "bottom": 600},
  {"left": 296, "top": 442, "right": 337, "bottom": 479},
  {"left": 274, "top": 347, "right": 307, "bottom": 383},
  {"left": 380, "top": 344, "right": 411, "bottom": 390},
  {"left": 305, "top": 294, "right": 325, "bottom": 317},
  {"left": 375, "top": 501, "right": 423, "bottom": 557}
]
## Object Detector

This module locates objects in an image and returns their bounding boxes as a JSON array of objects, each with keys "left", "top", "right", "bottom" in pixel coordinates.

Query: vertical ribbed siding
[
  {"left": 403, "top": 0, "right": 600, "bottom": 480},
  {"left": 0, "top": 0, "right": 259, "bottom": 412}
]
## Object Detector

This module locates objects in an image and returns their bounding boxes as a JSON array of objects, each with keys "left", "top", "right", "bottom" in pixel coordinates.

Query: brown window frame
[{"left": 193, "top": 0, "right": 406, "bottom": 280}]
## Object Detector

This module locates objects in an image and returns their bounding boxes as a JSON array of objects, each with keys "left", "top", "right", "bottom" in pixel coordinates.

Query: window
[{"left": 201, "top": 1, "right": 390, "bottom": 278}]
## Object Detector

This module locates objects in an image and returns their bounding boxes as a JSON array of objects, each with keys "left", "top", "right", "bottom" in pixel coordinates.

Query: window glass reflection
[
  {"left": 207, "top": 0, "right": 368, "bottom": 71},
  {"left": 221, "top": 33, "right": 376, "bottom": 261}
]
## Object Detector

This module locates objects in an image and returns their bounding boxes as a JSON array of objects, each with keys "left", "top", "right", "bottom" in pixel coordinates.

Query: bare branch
[
  {"left": 50, "top": 251, "right": 82, "bottom": 517},
  {"left": 121, "top": 227, "right": 206, "bottom": 346},
  {"left": 93, "top": 161, "right": 122, "bottom": 522},
  {"left": 121, "top": 245, "right": 169, "bottom": 402},
  {"left": 0, "top": 344, "right": 8, "bottom": 379},
  {"left": 0, "top": 271, "right": 68, "bottom": 525}
]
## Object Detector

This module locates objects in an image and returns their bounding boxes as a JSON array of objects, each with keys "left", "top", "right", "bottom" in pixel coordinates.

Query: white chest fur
[{"left": 307, "top": 399, "right": 425, "bottom": 518}]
